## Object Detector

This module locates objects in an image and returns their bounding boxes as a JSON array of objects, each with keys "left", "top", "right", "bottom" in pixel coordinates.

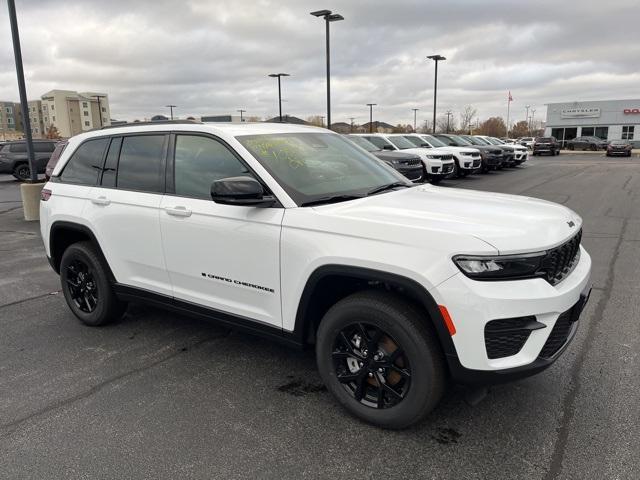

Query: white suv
[
  {"left": 41, "top": 121, "right": 592, "bottom": 429},
  {"left": 352, "top": 133, "right": 455, "bottom": 183}
]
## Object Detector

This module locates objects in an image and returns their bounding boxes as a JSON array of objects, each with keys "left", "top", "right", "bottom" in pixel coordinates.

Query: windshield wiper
[
  {"left": 367, "top": 182, "right": 411, "bottom": 196},
  {"left": 300, "top": 195, "right": 363, "bottom": 207}
]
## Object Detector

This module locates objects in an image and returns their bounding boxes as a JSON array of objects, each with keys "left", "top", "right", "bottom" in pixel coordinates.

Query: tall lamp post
[
  {"left": 525, "top": 105, "right": 530, "bottom": 135},
  {"left": 310, "top": 9, "right": 344, "bottom": 131},
  {"left": 268, "top": 73, "right": 290, "bottom": 122},
  {"left": 93, "top": 94, "right": 107, "bottom": 127},
  {"left": 366, "top": 103, "right": 376, "bottom": 133},
  {"left": 445, "top": 110, "right": 452, "bottom": 133},
  {"left": 349, "top": 117, "right": 356, "bottom": 133},
  {"left": 237, "top": 109, "right": 246, "bottom": 122},
  {"left": 166, "top": 104, "right": 176, "bottom": 120},
  {"left": 8, "top": 0, "right": 36, "bottom": 183},
  {"left": 412, "top": 108, "right": 419, "bottom": 132},
  {"left": 427, "top": 54, "right": 446, "bottom": 134}
]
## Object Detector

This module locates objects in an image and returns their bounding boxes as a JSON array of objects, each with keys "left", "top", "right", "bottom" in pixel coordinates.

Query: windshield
[
  {"left": 610, "top": 140, "right": 629, "bottom": 145},
  {"left": 483, "top": 137, "right": 501, "bottom": 145},
  {"left": 462, "top": 136, "right": 487, "bottom": 146},
  {"left": 403, "top": 135, "right": 430, "bottom": 148},
  {"left": 387, "top": 136, "right": 416, "bottom": 150},
  {"left": 347, "top": 135, "right": 380, "bottom": 152},
  {"left": 237, "top": 132, "right": 408, "bottom": 206},
  {"left": 420, "top": 135, "right": 446, "bottom": 148},
  {"left": 448, "top": 135, "right": 472, "bottom": 146}
]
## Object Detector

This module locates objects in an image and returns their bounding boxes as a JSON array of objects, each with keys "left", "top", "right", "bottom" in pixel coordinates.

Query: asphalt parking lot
[{"left": 1, "top": 153, "right": 639, "bottom": 479}]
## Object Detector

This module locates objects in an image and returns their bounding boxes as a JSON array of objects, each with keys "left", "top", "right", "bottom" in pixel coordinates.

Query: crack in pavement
[
  {"left": 0, "top": 291, "right": 61, "bottom": 311},
  {"left": 0, "top": 331, "right": 231, "bottom": 438},
  {"left": 542, "top": 217, "right": 629, "bottom": 480}
]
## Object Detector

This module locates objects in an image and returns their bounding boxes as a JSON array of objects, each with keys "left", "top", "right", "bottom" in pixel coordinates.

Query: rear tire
[
  {"left": 60, "top": 241, "right": 127, "bottom": 326},
  {"left": 316, "top": 291, "right": 445, "bottom": 429},
  {"left": 13, "top": 163, "right": 30, "bottom": 181}
]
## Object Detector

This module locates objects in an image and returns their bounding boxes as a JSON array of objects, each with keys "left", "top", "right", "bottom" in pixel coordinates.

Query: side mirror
[
  {"left": 420, "top": 143, "right": 432, "bottom": 148},
  {"left": 211, "top": 176, "right": 276, "bottom": 207},
  {"left": 382, "top": 144, "right": 395, "bottom": 151}
]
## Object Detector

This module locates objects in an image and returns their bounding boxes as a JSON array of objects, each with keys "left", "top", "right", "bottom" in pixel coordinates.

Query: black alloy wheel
[
  {"left": 13, "top": 164, "right": 30, "bottom": 181},
  {"left": 332, "top": 322, "right": 411, "bottom": 409},
  {"left": 65, "top": 259, "right": 98, "bottom": 313}
]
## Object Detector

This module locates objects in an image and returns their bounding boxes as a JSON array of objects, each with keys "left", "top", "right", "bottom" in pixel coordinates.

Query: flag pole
[{"left": 506, "top": 91, "right": 511, "bottom": 139}]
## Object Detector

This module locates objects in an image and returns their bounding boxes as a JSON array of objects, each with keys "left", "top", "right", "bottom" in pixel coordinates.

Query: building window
[
  {"left": 622, "top": 126, "right": 635, "bottom": 140},
  {"left": 83, "top": 111, "right": 89, "bottom": 116},
  {"left": 85, "top": 121, "right": 90, "bottom": 126},
  {"left": 82, "top": 102, "right": 88, "bottom": 108},
  {"left": 101, "top": 107, "right": 106, "bottom": 112},
  {"left": 103, "top": 118, "right": 107, "bottom": 124},
  {"left": 51, "top": 105, "right": 54, "bottom": 111},
  {"left": 594, "top": 127, "right": 608, "bottom": 140},
  {"left": 581, "top": 127, "right": 595, "bottom": 136},
  {"left": 52, "top": 116, "right": 56, "bottom": 121}
]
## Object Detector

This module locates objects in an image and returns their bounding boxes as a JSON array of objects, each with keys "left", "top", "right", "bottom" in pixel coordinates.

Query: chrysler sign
[{"left": 561, "top": 107, "right": 601, "bottom": 118}]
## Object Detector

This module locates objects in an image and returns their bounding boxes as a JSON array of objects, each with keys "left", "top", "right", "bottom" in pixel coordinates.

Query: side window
[
  {"left": 365, "top": 136, "right": 390, "bottom": 149},
  {"left": 116, "top": 135, "right": 166, "bottom": 193},
  {"left": 34, "top": 142, "right": 55, "bottom": 153},
  {"left": 60, "top": 138, "right": 109, "bottom": 185},
  {"left": 173, "top": 135, "right": 252, "bottom": 199},
  {"left": 100, "top": 137, "right": 122, "bottom": 188},
  {"left": 10, "top": 143, "right": 27, "bottom": 153}
]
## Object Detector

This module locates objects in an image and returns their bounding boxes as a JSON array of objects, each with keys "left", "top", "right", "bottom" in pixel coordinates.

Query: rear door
[
  {"left": 83, "top": 133, "right": 172, "bottom": 296},
  {"left": 159, "top": 133, "right": 283, "bottom": 327}
]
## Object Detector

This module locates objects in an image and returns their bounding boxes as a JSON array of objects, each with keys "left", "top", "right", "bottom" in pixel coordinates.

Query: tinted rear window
[
  {"left": 60, "top": 138, "right": 109, "bottom": 185},
  {"left": 34, "top": 142, "right": 55, "bottom": 153},
  {"left": 9, "top": 143, "right": 27, "bottom": 153},
  {"left": 116, "top": 135, "right": 166, "bottom": 193}
]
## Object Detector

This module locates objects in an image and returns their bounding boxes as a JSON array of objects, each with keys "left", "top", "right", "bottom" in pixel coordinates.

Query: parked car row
[
  {"left": 346, "top": 133, "right": 528, "bottom": 183},
  {"left": 0, "top": 139, "right": 59, "bottom": 180}
]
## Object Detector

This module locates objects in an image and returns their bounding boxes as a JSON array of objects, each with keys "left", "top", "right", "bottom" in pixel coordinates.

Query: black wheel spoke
[
  {"left": 389, "top": 365, "right": 411, "bottom": 379},
  {"left": 375, "top": 373, "right": 386, "bottom": 408},
  {"left": 65, "top": 259, "right": 98, "bottom": 314},
  {"left": 353, "top": 372, "right": 368, "bottom": 401},
  {"left": 381, "top": 381, "right": 404, "bottom": 401}
]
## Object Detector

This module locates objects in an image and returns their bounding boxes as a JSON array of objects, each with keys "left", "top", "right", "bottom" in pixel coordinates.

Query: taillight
[{"left": 41, "top": 188, "right": 52, "bottom": 201}]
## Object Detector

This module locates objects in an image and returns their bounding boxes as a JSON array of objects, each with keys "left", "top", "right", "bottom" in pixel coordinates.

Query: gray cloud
[{"left": 1, "top": 0, "right": 638, "bottom": 125}]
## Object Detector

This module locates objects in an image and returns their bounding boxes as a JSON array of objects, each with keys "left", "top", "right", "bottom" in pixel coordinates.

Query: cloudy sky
[{"left": 1, "top": 0, "right": 638, "bottom": 127}]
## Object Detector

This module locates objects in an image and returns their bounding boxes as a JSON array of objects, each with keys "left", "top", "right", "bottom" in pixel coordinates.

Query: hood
[
  {"left": 313, "top": 185, "right": 582, "bottom": 254},
  {"left": 441, "top": 146, "right": 480, "bottom": 155},
  {"left": 373, "top": 150, "right": 421, "bottom": 162},
  {"left": 398, "top": 147, "right": 454, "bottom": 162}
]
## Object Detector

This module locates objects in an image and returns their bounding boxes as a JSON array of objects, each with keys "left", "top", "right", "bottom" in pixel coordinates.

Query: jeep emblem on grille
[{"left": 567, "top": 221, "right": 575, "bottom": 228}]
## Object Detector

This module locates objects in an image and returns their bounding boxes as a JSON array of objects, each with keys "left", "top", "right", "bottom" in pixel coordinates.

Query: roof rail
[{"left": 99, "top": 119, "right": 202, "bottom": 130}]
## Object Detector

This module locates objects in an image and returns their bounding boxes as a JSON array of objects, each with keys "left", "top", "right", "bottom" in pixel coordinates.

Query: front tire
[
  {"left": 316, "top": 291, "right": 445, "bottom": 429},
  {"left": 13, "top": 163, "right": 31, "bottom": 181},
  {"left": 60, "top": 241, "right": 126, "bottom": 326}
]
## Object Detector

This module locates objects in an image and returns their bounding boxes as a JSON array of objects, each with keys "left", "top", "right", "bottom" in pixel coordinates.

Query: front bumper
[
  {"left": 458, "top": 156, "right": 481, "bottom": 170},
  {"left": 397, "top": 165, "right": 425, "bottom": 183},
  {"left": 432, "top": 246, "right": 592, "bottom": 385},
  {"left": 513, "top": 150, "right": 528, "bottom": 162}
]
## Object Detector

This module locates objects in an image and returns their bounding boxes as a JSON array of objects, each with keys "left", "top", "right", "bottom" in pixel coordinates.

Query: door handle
[
  {"left": 165, "top": 206, "right": 192, "bottom": 217},
  {"left": 91, "top": 196, "right": 110, "bottom": 206}
]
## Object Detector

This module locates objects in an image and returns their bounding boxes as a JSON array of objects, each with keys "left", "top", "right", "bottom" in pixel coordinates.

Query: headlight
[
  {"left": 426, "top": 155, "right": 438, "bottom": 159},
  {"left": 453, "top": 252, "right": 546, "bottom": 280}
]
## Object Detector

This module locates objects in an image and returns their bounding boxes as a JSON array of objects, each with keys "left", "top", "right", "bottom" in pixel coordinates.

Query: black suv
[
  {"left": 0, "top": 139, "right": 58, "bottom": 180},
  {"left": 566, "top": 136, "right": 608, "bottom": 151},
  {"left": 346, "top": 135, "right": 425, "bottom": 183},
  {"left": 532, "top": 137, "right": 560, "bottom": 156}
]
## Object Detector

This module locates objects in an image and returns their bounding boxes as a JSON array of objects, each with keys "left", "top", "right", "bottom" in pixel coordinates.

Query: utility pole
[
  {"left": 268, "top": 73, "right": 290, "bottom": 122},
  {"left": 166, "top": 104, "right": 176, "bottom": 120},
  {"left": 8, "top": 0, "right": 36, "bottom": 182},
  {"left": 412, "top": 108, "right": 419, "bottom": 132},
  {"left": 349, "top": 117, "right": 356, "bottom": 133},
  {"left": 525, "top": 105, "right": 530, "bottom": 135},
  {"left": 366, "top": 103, "right": 376, "bottom": 133},
  {"left": 427, "top": 54, "right": 446, "bottom": 134},
  {"left": 237, "top": 109, "right": 246, "bottom": 122},
  {"left": 445, "top": 110, "right": 452, "bottom": 133},
  {"left": 93, "top": 95, "right": 107, "bottom": 127}
]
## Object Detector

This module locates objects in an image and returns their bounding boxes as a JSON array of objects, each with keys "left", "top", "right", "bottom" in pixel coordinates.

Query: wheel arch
[
  {"left": 49, "top": 221, "right": 116, "bottom": 282},
  {"left": 293, "top": 265, "right": 457, "bottom": 359}
]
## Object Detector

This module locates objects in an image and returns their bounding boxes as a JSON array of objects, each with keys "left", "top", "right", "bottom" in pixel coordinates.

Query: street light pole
[
  {"left": 366, "top": 103, "right": 376, "bottom": 133},
  {"left": 311, "top": 10, "right": 344, "bottom": 131},
  {"left": 7, "top": 0, "right": 36, "bottom": 182},
  {"left": 237, "top": 109, "right": 246, "bottom": 122},
  {"left": 446, "top": 110, "right": 452, "bottom": 133},
  {"left": 531, "top": 109, "right": 536, "bottom": 133},
  {"left": 525, "top": 105, "right": 530, "bottom": 135},
  {"left": 268, "top": 73, "right": 290, "bottom": 122},
  {"left": 412, "top": 108, "right": 419, "bottom": 132},
  {"left": 93, "top": 94, "right": 107, "bottom": 127},
  {"left": 349, "top": 117, "right": 356, "bottom": 133},
  {"left": 427, "top": 54, "right": 446, "bottom": 134},
  {"left": 166, "top": 104, "right": 176, "bottom": 120}
]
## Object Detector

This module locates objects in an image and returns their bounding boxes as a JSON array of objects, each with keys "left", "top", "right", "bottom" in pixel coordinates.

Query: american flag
[{"left": 508, "top": 91, "right": 513, "bottom": 102}]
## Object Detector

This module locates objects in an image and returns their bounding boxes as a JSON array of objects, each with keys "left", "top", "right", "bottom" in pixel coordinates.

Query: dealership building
[{"left": 544, "top": 99, "right": 640, "bottom": 147}]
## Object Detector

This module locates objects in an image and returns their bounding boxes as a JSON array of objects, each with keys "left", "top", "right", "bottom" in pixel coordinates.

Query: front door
[{"left": 159, "top": 133, "right": 283, "bottom": 328}]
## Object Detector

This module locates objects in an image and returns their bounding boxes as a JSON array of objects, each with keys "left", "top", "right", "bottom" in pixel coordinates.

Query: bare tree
[
  {"left": 458, "top": 106, "right": 477, "bottom": 134},
  {"left": 477, "top": 117, "right": 507, "bottom": 137},
  {"left": 44, "top": 125, "right": 61, "bottom": 139},
  {"left": 435, "top": 115, "right": 456, "bottom": 133},
  {"left": 306, "top": 115, "right": 325, "bottom": 127},
  {"left": 418, "top": 119, "right": 433, "bottom": 133}
]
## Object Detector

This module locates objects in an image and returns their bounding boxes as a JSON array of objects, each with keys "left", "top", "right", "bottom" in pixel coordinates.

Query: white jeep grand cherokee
[{"left": 41, "top": 121, "right": 591, "bottom": 429}]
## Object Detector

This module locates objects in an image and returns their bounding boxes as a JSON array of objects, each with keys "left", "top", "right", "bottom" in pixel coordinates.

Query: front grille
[
  {"left": 431, "top": 166, "right": 440, "bottom": 173},
  {"left": 539, "top": 230, "right": 582, "bottom": 285},
  {"left": 472, "top": 159, "right": 481, "bottom": 168},
  {"left": 539, "top": 308, "right": 576, "bottom": 358},
  {"left": 485, "top": 316, "right": 539, "bottom": 359},
  {"left": 440, "top": 154, "right": 453, "bottom": 160},
  {"left": 492, "top": 149, "right": 502, "bottom": 155},
  {"left": 400, "top": 158, "right": 422, "bottom": 167}
]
